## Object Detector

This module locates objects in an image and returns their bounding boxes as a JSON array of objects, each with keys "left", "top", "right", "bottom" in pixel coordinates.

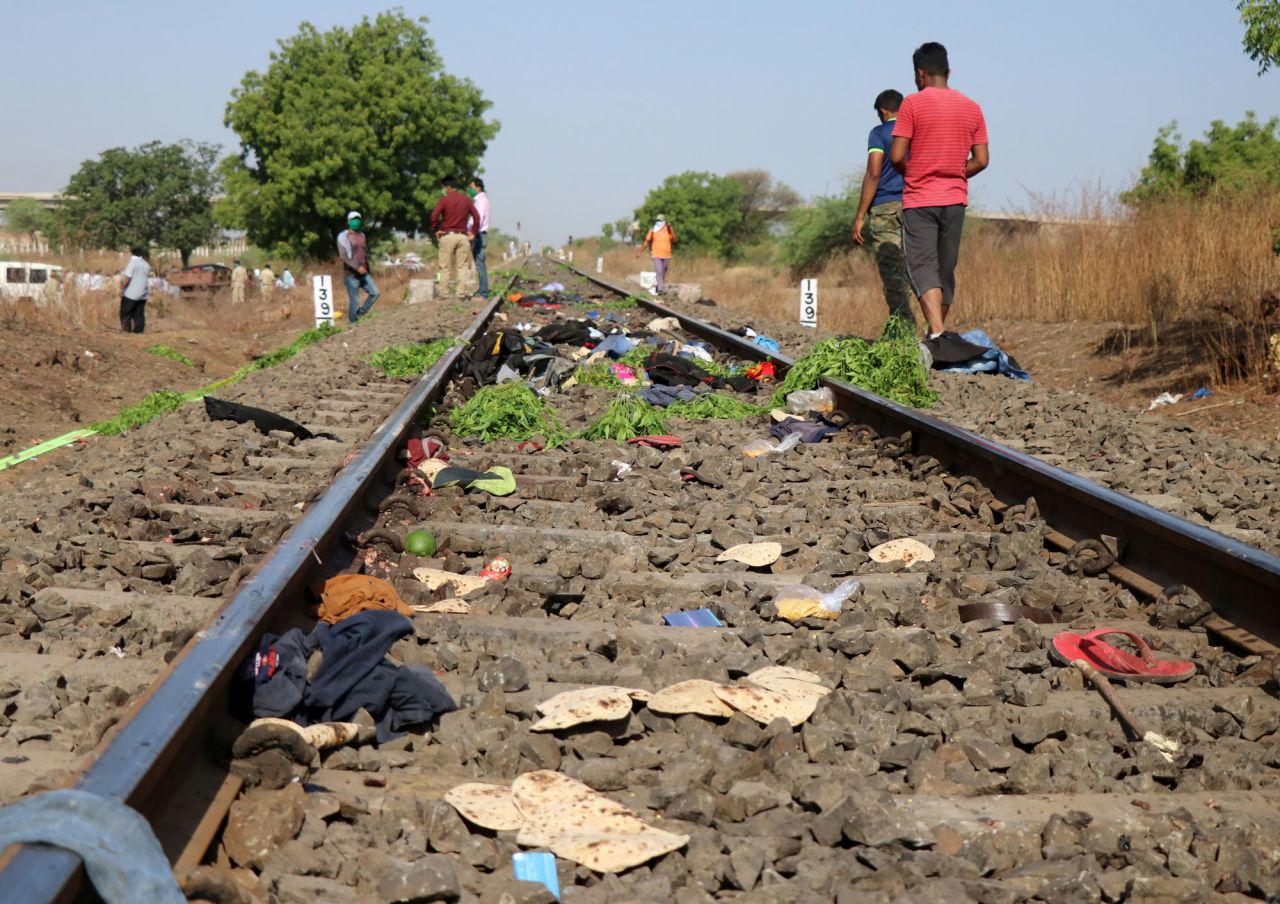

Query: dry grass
[
  {"left": 589, "top": 192, "right": 1280, "bottom": 385},
  {"left": 0, "top": 246, "right": 420, "bottom": 337}
]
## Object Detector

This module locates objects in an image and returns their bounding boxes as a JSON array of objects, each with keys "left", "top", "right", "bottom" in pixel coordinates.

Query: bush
[{"left": 777, "top": 194, "right": 859, "bottom": 275}]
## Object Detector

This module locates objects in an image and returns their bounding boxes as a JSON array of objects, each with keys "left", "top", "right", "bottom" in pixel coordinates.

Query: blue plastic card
[
  {"left": 663, "top": 608, "right": 723, "bottom": 627},
  {"left": 513, "top": 851, "right": 560, "bottom": 900}
]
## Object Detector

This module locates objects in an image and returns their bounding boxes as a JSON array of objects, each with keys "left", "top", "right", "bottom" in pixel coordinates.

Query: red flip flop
[
  {"left": 626, "top": 435, "right": 683, "bottom": 449},
  {"left": 1050, "top": 629, "right": 1195, "bottom": 684}
]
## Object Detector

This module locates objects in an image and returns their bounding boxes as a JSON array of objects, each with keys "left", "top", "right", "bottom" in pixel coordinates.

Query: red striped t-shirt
[{"left": 892, "top": 87, "right": 988, "bottom": 209}]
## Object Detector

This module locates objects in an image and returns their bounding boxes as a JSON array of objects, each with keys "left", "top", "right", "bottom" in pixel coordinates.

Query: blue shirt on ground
[{"left": 868, "top": 119, "right": 904, "bottom": 207}]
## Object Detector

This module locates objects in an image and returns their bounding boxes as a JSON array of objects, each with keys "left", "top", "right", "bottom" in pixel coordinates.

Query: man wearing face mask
[
  {"left": 639, "top": 214, "right": 677, "bottom": 295},
  {"left": 337, "top": 211, "right": 380, "bottom": 323}
]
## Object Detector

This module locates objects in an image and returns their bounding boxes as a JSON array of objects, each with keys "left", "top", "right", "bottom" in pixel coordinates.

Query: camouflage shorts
[{"left": 863, "top": 201, "right": 915, "bottom": 324}]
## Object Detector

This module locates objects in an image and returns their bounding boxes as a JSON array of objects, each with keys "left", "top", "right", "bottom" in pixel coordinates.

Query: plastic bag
[
  {"left": 785, "top": 387, "right": 835, "bottom": 415},
  {"left": 742, "top": 432, "right": 802, "bottom": 458},
  {"left": 773, "top": 578, "right": 863, "bottom": 622}
]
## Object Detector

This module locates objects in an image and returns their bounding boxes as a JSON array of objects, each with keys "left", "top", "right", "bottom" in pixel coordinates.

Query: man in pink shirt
[
  {"left": 888, "top": 42, "right": 989, "bottom": 341},
  {"left": 469, "top": 177, "right": 491, "bottom": 299}
]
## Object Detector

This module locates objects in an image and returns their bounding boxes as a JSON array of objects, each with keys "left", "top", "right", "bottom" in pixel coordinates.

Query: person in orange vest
[{"left": 639, "top": 214, "right": 677, "bottom": 294}]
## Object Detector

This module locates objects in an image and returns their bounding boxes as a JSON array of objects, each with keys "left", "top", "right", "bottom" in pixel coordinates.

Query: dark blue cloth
[
  {"left": 936, "top": 329, "right": 1031, "bottom": 381},
  {"left": 868, "top": 120, "right": 905, "bottom": 207},
  {"left": 237, "top": 627, "right": 315, "bottom": 720},
  {"left": 770, "top": 419, "right": 841, "bottom": 444}
]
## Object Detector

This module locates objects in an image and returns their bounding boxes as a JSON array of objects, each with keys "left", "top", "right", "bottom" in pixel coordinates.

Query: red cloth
[
  {"left": 893, "top": 87, "right": 988, "bottom": 209},
  {"left": 430, "top": 190, "right": 481, "bottom": 234}
]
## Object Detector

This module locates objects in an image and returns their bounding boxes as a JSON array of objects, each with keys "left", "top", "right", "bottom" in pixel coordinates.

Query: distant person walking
[
  {"left": 119, "top": 247, "right": 151, "bottom": 333},
  {"left": 469, "top": 178, "right": 491, "bottom": 299},
  {"left": 337, "top": 211, "right": 380, "bottom": 322},
  {"left": 853, "top": 89, "right": 915, "bottom": 326},
  {"left": 430, "top": 176, "right": 480, "bottom": 298},
  {"left": 640, "top": 215, "right": 677, "bottom": 294},
  {"left": 260, "top": 264, "right": 276, "bottom": 303},
  {"left": 281, "top": 268, "right": 295, "bottom": 290},
  {"left": 889, "top": 41, "right": 988, "bottom": 342},
  {"left": 231, "top": 259, "right": 247, "bottom": 304}
]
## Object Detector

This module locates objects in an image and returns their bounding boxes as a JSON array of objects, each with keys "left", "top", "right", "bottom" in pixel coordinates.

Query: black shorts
[{"left": 902, "top": 205, "right": 966, "bottom": 305}]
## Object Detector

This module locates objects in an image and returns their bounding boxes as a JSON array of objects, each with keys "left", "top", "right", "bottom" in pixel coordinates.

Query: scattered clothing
[
  {"left": 0, "top": 790, "right": 184, "bottom": 904},
  {"left": 769, "top": 418, "right": 842, "bottom": 444},
  {"left": 935, "top": 329, "right": 1029, "bottom": 380},
  {"left": 406, "top": 436, "right": 449, "bottom": 469},
  {"left": 626, "top": 434, "right": 683, "bottom": 449},
  {"left": 203, "top": 396, "right": 338, "bottom": 441},
  {"left": 431, "top": 464, "right": 517, "bottom": 496},
  {"left": 538, "top": 282, "right": 565, "bottom": 293},
  {"left": 923, "top": 330, "right": 991, "bottom": 364},
  {"left": 752, "top": 335, "right": 781, "bottom": 353},
  {"left": 317, "top": 574, "right": 414, "bottom": 625},
  {"left": 238, "top": 611, "right": 456, "bottom": 743},
  {"left": 638, "top": 385, "right": 697, "bottom": 407}
]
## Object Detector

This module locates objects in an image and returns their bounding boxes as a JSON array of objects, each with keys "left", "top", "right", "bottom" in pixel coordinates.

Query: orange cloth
[
  {"left": 644, "top": 225, "right": 676, "bottom": 259},
  {"left": 317, "top": 573, "right": 413, "bottom": 625}
]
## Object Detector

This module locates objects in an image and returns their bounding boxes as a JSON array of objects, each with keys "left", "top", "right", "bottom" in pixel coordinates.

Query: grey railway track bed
[{"left": 1, "top": 256, "right": 1279, "bottom": 902}]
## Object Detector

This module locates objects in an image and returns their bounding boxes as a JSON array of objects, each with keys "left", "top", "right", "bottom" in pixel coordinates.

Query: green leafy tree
[
  {"left": 1122, "top": 113, "right": 1280, "bottom": 204},
  {"left": 777, "top": 192, "right": 859, "bottom": 274},
  {"left": 1239, "top": 0, "right": 1280, "bottom": 74},
  {"left": 634, "top": 171, "right": 747, "bottom": 260},
  {"left": 725, "top": 169, "right": 801, "bottom": 251},
  {"left": 62, "top": 141, "right": 220, "bottom": 265},
  {"left": 221, "top": 11, "right": 498, "bottom": 259},
  {"left": 3, "top": 198, "right": 52, "bottom": 245}
]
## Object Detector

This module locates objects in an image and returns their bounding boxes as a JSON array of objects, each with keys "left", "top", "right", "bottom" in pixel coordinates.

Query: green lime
[{"left": 404, "top": 529, "right": 436, "bottom": 557}]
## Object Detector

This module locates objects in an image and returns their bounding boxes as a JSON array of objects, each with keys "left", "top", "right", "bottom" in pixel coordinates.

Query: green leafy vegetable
[
  {"left": 574, "top": 363, "right": 619, "bottom": 387},
  {"left": 667, "top": 393, "right": 766, "bottom": 420},
  {"left": 578, "top": 392, "right": 669, "bottom": 442},
  {"left": 91, "top": 391, "right": 187, "bottom": 435},
  {"left": 771, "top": 318, "right": 935, "bottom": 408},
  {"left": 370, "top": 338, "right": 461, "bottom": 376},
  {"left": 450, "top": 383, "right": 565, "bottom": 445},
  {"left": 145, "top": 345, "right": 194, "bottom": 367}
]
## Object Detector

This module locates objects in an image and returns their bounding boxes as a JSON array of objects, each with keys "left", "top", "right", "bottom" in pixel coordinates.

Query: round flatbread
[
  {"left": 416, "top": 458, "right": 450, "bottom": 481},
  {"left": 413, "top": 599, "right": 471, "bottom": 614},
  {"left": 550, "top": 825, "right": 690, "bottom": 874},
  {"left": 515, "top": 794, "right": 646, "bottom": 848},
  {"left": 511, "top": 771, "right": 598, "bottom": 819},
  {"left": 444, "top": 783, "right": 526, "bottom": 832},
  {"left": 647, "top": 680, "right": 734, "bottom": 718},
  {"left": 868, "top": 538, "right": 935, "bottom": 565},
  {"left": 716, "top": 541, "right": 782, "bottom": 567},
  {"left": 745, "top": 665, "right": 826, "bottom": 688},
  {"left": 412, "top": 567, "right": 488, "bottom": 596},
  {"left": 530, "top": 687, "right": 637, "bottom": 732},
  {"left": 713, "top": 684, "right": 819, "bottom": 727}
]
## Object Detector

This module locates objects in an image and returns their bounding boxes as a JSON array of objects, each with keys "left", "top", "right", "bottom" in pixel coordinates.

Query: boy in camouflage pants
[{"left": 853, "top": 89, "right": 915, "bottom": 326}]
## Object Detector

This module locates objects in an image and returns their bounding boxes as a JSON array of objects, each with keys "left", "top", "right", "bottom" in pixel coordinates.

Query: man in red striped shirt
[{"left": 889, "top": 42, "right": 989, "bottom": 341}]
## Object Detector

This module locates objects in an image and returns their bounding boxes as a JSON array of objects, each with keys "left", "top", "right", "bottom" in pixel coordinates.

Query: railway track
[{"left": 2, "top": 256, "right": 1279, "bottom": 902}]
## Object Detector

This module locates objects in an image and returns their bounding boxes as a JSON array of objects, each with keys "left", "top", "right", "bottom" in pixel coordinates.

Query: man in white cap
[
  {"left": 336, "top": 210, "right": 380, "bottom": 322},
  {"left": 639, "top": 214, "right": 677, "bottom": 294}
]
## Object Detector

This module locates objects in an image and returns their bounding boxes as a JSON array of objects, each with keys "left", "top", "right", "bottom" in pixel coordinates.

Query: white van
[{"left": 0, "top": 262, "right": 63, "bottom": 302}]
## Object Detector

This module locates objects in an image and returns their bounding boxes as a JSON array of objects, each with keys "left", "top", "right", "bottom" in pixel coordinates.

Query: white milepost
[
  {"left": 800, "top": 278, "right": 818, "bottom": 328},
  {"left": 313, "top": 274, "right": 335, "bottom": 327},
  {"left": 596, "top": 256, "right": 603, "bottom": 274}
]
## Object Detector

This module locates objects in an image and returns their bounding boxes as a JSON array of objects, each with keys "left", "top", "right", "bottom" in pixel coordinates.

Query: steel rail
[
  {"left": 0, "top": 290, "right": 507, "bottom": 902},
  {"left": 559, "top": 261, "right": 1280, "bottom": 651}
]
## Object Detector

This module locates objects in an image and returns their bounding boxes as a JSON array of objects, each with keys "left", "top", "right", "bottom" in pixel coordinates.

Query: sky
[{"left": 4, "top": 1, "right": 1276, "bottom": 246}]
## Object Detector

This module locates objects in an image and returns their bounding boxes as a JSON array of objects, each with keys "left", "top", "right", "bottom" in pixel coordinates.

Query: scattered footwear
[{"left": 1050, "top": 629, "right": 1195, "bottom": 684}]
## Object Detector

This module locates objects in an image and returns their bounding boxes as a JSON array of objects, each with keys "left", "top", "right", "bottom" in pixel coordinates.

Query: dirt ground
[{"left": 0, "top": 266, "right": 420, "bottom": 459}]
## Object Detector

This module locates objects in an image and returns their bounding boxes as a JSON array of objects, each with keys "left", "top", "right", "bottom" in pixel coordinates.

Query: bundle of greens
[
  {"left": 578, "top": 392, "right": 669, "bottom": 442},
  {"left": 92, "top": 390, "right": 187, "bottom": 435},
  {"left": 573, "top": 362, "right": 619, "bottom": 387},
  {"left": 145, "top": 345, "right": 195, "bottom": 367},
  {"left": 771, "top": 319, "right": 935, "bottom": 408},
  {"left": 450, "top": 382, "right": 565, "bottom": 445},
  {"left": 667, "top": 393, "right": 766, "bottom": 420},
  {"left": 370, "top": 338, "right": 461, "bottom": 377}
]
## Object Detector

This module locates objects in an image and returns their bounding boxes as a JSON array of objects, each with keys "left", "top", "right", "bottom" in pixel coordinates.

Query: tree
[
  {"left": 1239, "top": 0, "right": 1280, "bottom": 74},
  {"left": 221, "top": 11, "right": 499, "bottom": 259},
  {"left": 62, "top": 141, "right": 220, "bottom": 265},
  {"left": 634, "top": 171, "right": 747, "bottom": 260},
  {"left": 3, "top": 198, "right": 52, "bottom": 245},
  {"left": 777, "top": 192, "right": 860, "bottom": 274},
  {"left": 725, "top": 169, "right": 801, "bottom": 250},
  {"left": 1122, "top": 113, "right": 1280, "bottom": 204}
]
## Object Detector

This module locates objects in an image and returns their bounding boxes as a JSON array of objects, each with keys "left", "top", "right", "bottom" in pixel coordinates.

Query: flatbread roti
[
  {"left": 413, "top": 599, "right": 471, "bottom": 614},
  {"left": 444, "top": 783, "right": 525, "bottom": 832},
  {"left": 551, "top": 825, "right": 690, "bottom": 873},
  {"left": 412, "top": 567, "right": 488, "bottom": 596},
  {"left": 511, "top": 770, "right": 598, "bottom": 818},
  {"left": 531, "top": 686, "right": 637, "bottom": 732},
  {"left": 868, "top": 538, "right": 935, "bottom": 565},
  {"left": 646, "top": 680, "right": 734, "bottom": 718},
  {"left": 713, "top": 684, "right": 819, "bottom": 727},
  {"left": 716, "top": 541, "right": 782, "bottom": 567}
]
